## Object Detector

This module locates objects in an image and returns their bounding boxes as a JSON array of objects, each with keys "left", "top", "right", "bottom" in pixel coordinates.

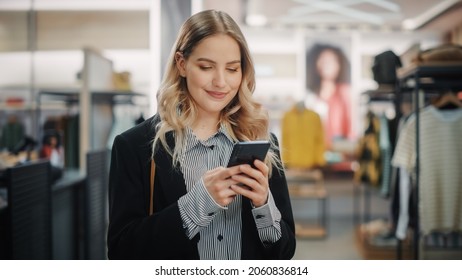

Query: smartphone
[{"left": 227, "top": 140, "right": 270, "bottom": 168}]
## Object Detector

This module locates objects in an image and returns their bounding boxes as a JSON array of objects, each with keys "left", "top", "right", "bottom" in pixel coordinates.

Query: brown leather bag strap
[{"left": 149, "top": 159, "right": 156, "bottom": 215}]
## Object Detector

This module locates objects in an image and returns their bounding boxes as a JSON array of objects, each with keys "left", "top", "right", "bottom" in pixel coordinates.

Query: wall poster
[{"left": 304, "top": 36, "right": 357, "bottom": 151}]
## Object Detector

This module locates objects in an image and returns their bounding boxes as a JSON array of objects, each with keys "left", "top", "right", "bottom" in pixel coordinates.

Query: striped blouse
[{"left": 177, "top": 125, "right": 282, "bottom": 260}]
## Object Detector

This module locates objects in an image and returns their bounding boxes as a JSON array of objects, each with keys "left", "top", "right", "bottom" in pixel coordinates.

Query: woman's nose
[{"left": 212, "top": 70, "right": 226, "bottom": 88}]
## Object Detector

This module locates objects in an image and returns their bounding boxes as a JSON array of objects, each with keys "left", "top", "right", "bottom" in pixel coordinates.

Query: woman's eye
[
  {"left": 199, "top": 66, "right": 212, "bottom": 70},
  {"left": 227, "top": 68, "right": 238, "bottom": 72}
]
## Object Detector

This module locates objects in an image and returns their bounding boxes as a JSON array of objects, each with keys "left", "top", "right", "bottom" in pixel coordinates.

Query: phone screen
[{"left": 227, "top": 140, "right": 270, "bottom": 167}]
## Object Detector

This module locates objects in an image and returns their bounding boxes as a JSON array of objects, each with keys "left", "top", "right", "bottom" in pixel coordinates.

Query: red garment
[
  {"left": 325, "top": 83, "right": 351, "bottom": 144},
  {"left": 40, "top": 145, "right": 53, "bottom": 159}
]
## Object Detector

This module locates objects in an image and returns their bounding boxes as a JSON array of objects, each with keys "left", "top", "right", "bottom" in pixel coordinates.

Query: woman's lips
[{"left": 207, "top": 90, "right": 227, "bottom": 99}]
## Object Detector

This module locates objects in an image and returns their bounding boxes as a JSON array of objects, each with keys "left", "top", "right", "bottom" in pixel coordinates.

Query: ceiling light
[
  {"left": 245, "top": 0, "right": 267, "bottom": 27},
  {"left": 246, "top": 14, "right": 268, "bottom": 27}
]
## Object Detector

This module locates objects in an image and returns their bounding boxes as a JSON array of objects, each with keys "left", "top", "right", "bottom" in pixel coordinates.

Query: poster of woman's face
[{"left": 305, "top": 38, "right": 353, "bottom": 148}]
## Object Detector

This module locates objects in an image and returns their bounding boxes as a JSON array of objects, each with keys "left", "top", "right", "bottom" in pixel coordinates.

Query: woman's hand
[
  {"left": 229, "top": 160, "right": 269, "bottom": 208},
  {"left": 202, "top": 166, "right": 241, "bottom": 207}
]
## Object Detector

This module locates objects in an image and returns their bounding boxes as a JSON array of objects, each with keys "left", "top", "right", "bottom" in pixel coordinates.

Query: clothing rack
[
  {"left": 396, "top": 62, "right": 462, "bottom": 259},
  {"left": 355, "top": 91, "right": 392, "bottom": 228},
  {"left": 35, "top": 48, "right": 148, "bottom": 171},
  {"left": 354, "top": 89, "right": 400, "bottom": 260}
]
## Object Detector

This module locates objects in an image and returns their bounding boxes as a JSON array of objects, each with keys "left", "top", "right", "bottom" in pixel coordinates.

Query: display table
[
  {"left": 286, "top": 169, "right": 328, "bottom": 238},
  {"left": 355, "top": 224, "right": 413, "bottom": 260}
]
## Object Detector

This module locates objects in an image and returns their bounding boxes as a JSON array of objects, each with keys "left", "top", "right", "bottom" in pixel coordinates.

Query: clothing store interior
[{"left": 1, "top": 0, "right": 461, "bottom": 260}]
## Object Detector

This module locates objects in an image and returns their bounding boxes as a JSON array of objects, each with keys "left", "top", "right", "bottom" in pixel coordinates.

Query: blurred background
[{"left": 0, "top": 0, "right": 461, "bottom": 260}]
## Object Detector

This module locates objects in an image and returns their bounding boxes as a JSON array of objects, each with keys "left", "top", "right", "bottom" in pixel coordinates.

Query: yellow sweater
[{"left": 281, "top": 106, "right": 326, "bottom": 169}]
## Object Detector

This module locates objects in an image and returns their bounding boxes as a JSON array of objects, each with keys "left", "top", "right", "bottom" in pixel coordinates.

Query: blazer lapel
[{"left": 153, "top": 131, "right": 188, "bottom": 206}]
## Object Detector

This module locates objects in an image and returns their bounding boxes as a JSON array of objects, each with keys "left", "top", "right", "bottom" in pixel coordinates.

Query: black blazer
[{"left": 107, "top": 115, "right": 296, "bottom": 259}]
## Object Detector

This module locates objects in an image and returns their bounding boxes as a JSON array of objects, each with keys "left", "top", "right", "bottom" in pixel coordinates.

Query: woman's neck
[
  {"left": 192, "top": 115, "right": 220, "bottom": 141},
  {"left": 319, "top": 80, "right": 337, "bottom": 101}
]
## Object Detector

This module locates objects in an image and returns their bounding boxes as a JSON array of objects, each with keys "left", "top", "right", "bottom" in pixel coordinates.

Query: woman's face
[
  {"left": 176, "top": 34, "right": 242, "bottom": 119},
  {"left": 316, "top": 49, "right": 340, "bottom": 81}
]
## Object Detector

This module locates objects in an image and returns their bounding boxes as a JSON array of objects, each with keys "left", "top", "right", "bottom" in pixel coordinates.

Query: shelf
[
  {"left": 355, "top": 226, "right": 413, "bottom": 260},
  {"left": 286, "top": 169, "right": 326, "bottom": 198},
  {"left": 397, "top": 63, "right": 462, "bottom": 92},
  {"left": 285, "top": 169, "right": 323, "bottom": 182},
  {"left": 1, "top": 90, "right": 146, "bottom": 110},
  {"left": 38, "top": 89, "right": 146, "bottom": 105},
  {"left": 398, "top": 62, "right": 462, "bottom": 79},
  {"left": 289, "top": 185, "right": 327, "bottom": 199},
  {"left": 362, "top": 89, "right": 396, "bottom": 102},
  {"left": 0, "top": 103, "right": 32, "bottom": 111},
  {"left": 295, "top": 224, "right": 327, "bottom": 238}
]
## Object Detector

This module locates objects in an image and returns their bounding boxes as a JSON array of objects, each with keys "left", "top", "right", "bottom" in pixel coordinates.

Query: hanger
[
  {"left": 294, "top": 100, "right": 306, "bottom": 112},
  {"left": 433, "top": 91, "right": 462, "bottom": 110}
]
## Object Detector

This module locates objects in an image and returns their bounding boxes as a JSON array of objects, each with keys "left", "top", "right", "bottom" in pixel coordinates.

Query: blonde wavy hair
[{"left": 153, "top": 10, "right": 281, "bottom": 176}]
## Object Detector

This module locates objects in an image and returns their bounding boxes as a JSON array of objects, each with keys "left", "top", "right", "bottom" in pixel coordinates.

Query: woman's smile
[{"left": 206, "top": 90, "right": 227, "bottom": 99}]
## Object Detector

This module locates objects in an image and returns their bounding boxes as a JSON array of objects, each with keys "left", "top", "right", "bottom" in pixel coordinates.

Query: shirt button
[{"left": 217, "top": 234, "right": 223, "bottom": 241}]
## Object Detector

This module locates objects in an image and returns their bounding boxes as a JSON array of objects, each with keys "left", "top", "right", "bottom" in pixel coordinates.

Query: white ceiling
[
  {"left": 1, "top": 0, "right": 460, "bottom": 33},
  {"left": 203, "top": 0, "right": 462, "bottom": 32}
]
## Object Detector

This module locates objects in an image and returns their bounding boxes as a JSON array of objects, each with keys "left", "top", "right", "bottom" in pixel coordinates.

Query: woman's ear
[{"left": 175, "top": 52, "right": 186, "bottom": 77}]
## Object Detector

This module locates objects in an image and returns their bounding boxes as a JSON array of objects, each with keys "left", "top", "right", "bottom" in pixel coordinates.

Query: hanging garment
[
  {"left": 63, "top": 115, "right": 79, "bottom": 168},
  {"left": 392, "top": 106, "right": 462, "bottom": 234},
  {"left": 0, "top": 118, "right": 25, "bottom": 152},
  {"left": 388, "top": 114, "right": 414, "bottom": 236},
  {"left": 379, "top": 114, "right": 392, "bottom": 197},
  {"left": 354, "top": 111, "right": 381, "bottom": 187},
  {"left": 395, "top": 167, "right": 411, "bottom": 240},
  {"left": 281, "top": 106, "right": 326, "bottom": 169}
]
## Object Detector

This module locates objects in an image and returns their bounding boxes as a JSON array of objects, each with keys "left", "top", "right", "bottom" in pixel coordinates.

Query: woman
[
  {"left": 107, "top": 10, "right": 295, "bottom": 260},
  {"left": 306, "top": 43, "right": 352, "bottom": 146}
]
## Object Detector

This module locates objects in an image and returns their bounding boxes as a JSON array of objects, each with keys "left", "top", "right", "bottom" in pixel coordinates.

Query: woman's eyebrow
[
  {"left": 226, "top": 60, "right": 241, "bottom": 65},
  {"left": 197, "top": 58, "right": 241, "bottom": 65}
]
